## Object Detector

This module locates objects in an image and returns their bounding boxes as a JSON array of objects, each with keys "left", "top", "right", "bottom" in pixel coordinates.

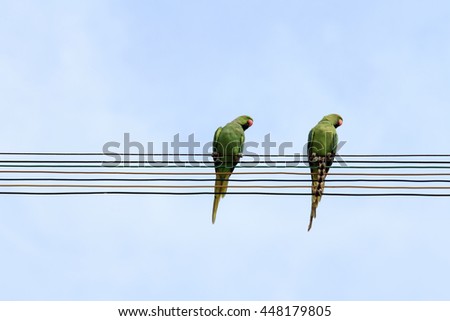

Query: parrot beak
[{"left": 247, "top": 119, "right": 253, "bottom": 127}]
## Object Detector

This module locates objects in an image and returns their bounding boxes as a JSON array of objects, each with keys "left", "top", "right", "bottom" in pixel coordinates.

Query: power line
[
  {"left": 2, "top": 164, "right": 450, "bottom": 169},
  {"left": 1, "top": 178, "right": 450, "bottom": 183},
  {"left": 0, "top": 184, "right": 449, "bottom": 189},
  {"left": 0, "top": 191, "right": 449, "bottom": 196},
  {"left": 2, "top": 170, "right": 450, "bottom": 176},
  {"left": 3, "top": 159, "right": 450, "bottom": 163},
  {"left": 1, "top": 153, "right": 450, "bottom": 196},
  {"left": 1, "top": 152, "right": 450, "bottom": 157}
]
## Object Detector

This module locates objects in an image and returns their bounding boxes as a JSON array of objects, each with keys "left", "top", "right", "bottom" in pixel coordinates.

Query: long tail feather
[
  {"left": 307, "top": 204, "right": 316, "bottom": 231},
  {"left": 212, "top": 192, "right": 221, "bottom": 224},
  {"left": 308, "top": 156, "right": 327, "bottom": 231},
  {"left": 220, "top": 178, "right": 229, "bottom": 198},
  {"left": 212, "top": 173, "right": 231, "bottom": 224}
]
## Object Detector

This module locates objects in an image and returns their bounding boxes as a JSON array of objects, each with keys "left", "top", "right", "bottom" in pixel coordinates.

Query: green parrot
[
  {"left": 211, "top": 115, "right": 254, "bottom": 224},
  {"left": 307, "top": 114, "right": 343, "bottom": 231}
]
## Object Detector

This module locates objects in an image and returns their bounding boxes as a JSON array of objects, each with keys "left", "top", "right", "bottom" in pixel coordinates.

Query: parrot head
[
  {"left": 323, "top": 114, "right": 343, "bottom": 128},
  {"left": 233, "top": 115, "right": 253, "bottom": 130}
]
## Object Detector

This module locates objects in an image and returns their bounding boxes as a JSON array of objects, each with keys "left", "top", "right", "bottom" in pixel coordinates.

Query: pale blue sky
[{"left": 1, "top": 0, "right": 450, "bottom": 300}]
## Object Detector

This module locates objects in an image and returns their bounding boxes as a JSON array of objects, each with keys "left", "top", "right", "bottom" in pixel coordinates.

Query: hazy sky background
[{"left": 1, "top": 0, "right": 450, "bottom": 300}]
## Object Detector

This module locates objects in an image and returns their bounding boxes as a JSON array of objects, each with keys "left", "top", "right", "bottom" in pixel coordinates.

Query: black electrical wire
[
  {"left": 1, "top": 153, "right": 450, "bottom": 197},
  {"left": 2, "top": 160, "right": 450, "bottom": 164},
  {"left": 0, "top": 191, "right": 450, "bottom": 196},
  {"left": 0, "top": 152, "right": 450, "bottom": 157},
  {"left": 1, "top": 178, "right": 450, "bottom": 183}
]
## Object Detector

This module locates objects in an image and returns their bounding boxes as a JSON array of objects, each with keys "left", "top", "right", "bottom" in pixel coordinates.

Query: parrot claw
[
  {"left": 237, "top": 153, "right": 243, "bottom": 158},
  {"left": 211, "top": 152, "right": 219, "bottom": 158},
  {"left": 309, "top": 153, "right": 319, "bottom": 162}
]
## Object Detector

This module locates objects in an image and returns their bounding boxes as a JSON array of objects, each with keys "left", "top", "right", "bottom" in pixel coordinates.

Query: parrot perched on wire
[
  {"left": 211, "top": 115, "right": 253, "bottom": 224},
  {"left": 307, "top": 114, "right": 343, "bottom": 231}
]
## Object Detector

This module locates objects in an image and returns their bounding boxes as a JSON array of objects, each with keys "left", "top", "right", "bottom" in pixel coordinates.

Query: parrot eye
[{"left": 247, "top": 119, "right": 253, "bottom": 127}]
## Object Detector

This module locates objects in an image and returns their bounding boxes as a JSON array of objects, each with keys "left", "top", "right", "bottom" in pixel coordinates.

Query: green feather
[
  {"left": 307, "top": 114, "right": 343, "bottom": 231},
  {"left": 211, "top": 115, "right": 253, "bottom": 224}
]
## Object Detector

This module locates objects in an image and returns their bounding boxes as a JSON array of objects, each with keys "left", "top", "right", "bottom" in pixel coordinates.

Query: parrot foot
[
  {"left": 232, "top": 153, "right": 243, "bottom": 164},
  {"left": 211, "top": 152, "right": 220, "bottom": 161},
  {"left": 309, "top": 153, "right": 319, "bottom": 162}
]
